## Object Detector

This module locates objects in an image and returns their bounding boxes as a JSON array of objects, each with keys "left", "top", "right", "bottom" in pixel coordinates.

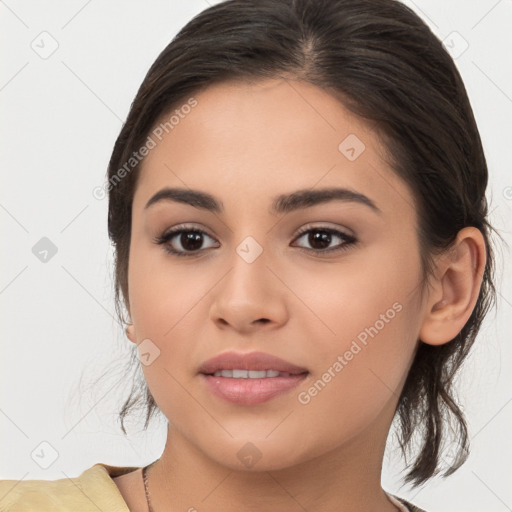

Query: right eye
[{"left": 153, "top": 226, "right": 219, "bottom": 257}]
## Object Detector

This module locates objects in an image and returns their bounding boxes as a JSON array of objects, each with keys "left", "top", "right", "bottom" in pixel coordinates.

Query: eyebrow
[{"left": 144, "top": 186, "right": 381, "bottom": 215}]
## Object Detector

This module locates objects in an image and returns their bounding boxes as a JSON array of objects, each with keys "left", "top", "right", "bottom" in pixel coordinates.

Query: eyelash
[{"left": 153, "top": 224, "right": 357, "bottom": 258}]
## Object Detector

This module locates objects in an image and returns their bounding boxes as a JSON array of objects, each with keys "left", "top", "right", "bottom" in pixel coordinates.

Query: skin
[{"left": 113, "top": 78, "right": 486, "bottom": 512}]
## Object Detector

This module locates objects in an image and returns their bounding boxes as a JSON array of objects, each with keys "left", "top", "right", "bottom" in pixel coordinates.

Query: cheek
[
  {"left": 290, "top": 293, "right": 420, "bottom": 459},
  {"left": 292, "top": 244, "right": 422, "bottom": 441},
  {"left": 126, "top": 242, "right": 214, "bottom": 392},
  {"left": 127, "top": 246, "right": 208, "bottom": 421},
  {"left": 291, "top": 232, "right": 421, "bottom": 350},
  {"left": 127, "top": 238, "right": 205, "bottom": 336}
]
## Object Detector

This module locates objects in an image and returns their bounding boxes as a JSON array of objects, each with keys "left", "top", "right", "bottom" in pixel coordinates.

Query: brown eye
[
  {"left": 153, "top": 227, "right": 218, "bottom": 257},
  {"left": 292, "top": 227, "right": 356, "bottom": 253}
]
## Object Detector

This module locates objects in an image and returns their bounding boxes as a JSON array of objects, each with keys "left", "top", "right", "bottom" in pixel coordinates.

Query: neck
[{"left": 146, "top": 408, "right": 400, "bottom": 512}]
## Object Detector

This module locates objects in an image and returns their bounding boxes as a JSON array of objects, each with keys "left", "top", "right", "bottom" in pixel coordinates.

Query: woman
[{"left": 0, "top": 0, "right": 497, "bottom": 511}]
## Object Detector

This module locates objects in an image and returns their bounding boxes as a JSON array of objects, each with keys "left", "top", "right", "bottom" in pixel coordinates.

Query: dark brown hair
[{"left": 103, "top": 0, "right": 497, "bottom": 487}]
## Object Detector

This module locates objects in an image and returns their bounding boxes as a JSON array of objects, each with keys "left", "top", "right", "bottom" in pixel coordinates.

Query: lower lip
[{"left": 200, "top": 373, "right": 309, "bottom": 405}]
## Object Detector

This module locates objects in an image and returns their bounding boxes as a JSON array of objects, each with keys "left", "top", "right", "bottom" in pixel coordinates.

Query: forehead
[{"left": 133, "top": 78, "right": 414, "bottom": 218}]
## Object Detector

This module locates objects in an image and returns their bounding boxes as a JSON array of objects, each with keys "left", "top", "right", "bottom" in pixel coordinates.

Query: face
[{"left": 126, "top": 78, "right": 427, "bottom": 471}]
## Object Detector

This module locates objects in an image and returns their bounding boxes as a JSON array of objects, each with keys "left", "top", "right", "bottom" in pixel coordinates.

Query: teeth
[{"left": 211, "top": 369, "right": 293, "bottom": 378}]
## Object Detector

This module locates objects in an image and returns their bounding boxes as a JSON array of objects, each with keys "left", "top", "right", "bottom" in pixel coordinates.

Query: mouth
[{"left": 198, "top": 351, "right": 309, "bottom": 405}]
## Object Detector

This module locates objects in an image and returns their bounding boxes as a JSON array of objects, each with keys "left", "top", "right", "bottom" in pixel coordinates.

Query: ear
[
  {"left": 125, "top": 322, "right": 137, "bottom": 344},
  {"left": 419, "top": 227, "right": 487, "bottom": 346}
]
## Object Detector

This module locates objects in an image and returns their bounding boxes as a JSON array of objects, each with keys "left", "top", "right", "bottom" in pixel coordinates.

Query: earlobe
[
  {"left": 419, "top": 227, "right": 487, "bottom": 346},
  {"left": 125, "top": 323, "right": 137, "bottom": 344}
]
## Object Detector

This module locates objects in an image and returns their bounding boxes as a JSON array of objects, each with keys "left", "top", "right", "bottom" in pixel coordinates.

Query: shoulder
[
  {"left": 0, "top": 463, "right": 136, "bottom": 512},
  {"left": 0, "top": 476, "right": 82, "bottom": 511}
]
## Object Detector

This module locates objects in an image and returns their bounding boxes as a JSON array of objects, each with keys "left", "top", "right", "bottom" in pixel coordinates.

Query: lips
[{"left": 198, "top": 351, "right": 308, "bottom": 376}]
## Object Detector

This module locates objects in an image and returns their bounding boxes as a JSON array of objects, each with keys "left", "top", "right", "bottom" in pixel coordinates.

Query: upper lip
[{"left": 198, "top": 351, "right": 308, "bottom": 375}]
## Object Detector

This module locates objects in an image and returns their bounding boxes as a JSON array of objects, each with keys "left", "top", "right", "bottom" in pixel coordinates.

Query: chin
[{"left": 203, "top": 439, "right": 308, "bottom": 473}]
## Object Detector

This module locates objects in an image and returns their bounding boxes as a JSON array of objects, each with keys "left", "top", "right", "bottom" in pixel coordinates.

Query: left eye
[
  {"left": 292, "top": 227, "right": 356, "bottom": 253},
  {"left": 153, "top": 226, "right": 356, "bottom": 257}
]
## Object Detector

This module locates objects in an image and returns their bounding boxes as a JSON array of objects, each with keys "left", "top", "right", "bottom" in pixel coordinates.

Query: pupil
[
  {"left": 182, "top": 232, "right": 203, "bottom": 251},
  {"left": 309, "top": 231, "right": 331, "bottom": 249}
]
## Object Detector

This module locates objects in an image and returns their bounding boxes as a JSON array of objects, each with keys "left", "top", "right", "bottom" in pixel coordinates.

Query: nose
[{"left": 209, "top": 243, "right": 288, "bottom": 334}]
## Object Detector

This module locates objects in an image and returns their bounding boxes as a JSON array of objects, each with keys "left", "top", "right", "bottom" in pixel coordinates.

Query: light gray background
[{"left": 1, "top": 1, "right": 511, "bottom": 511}]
